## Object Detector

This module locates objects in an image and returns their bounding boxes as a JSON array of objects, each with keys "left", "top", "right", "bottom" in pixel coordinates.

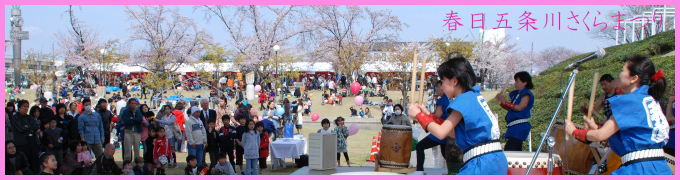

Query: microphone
[{"left": 565, "top": 48, "right": 606, "bottom": 70}]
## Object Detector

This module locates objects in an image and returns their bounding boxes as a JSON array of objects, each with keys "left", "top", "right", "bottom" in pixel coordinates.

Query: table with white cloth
[
  {"left": 270, "top": 135, "right": 307, "bottom": 170},
  {"left": 270, "top": 138, "right": 306, "bottom": 159}
]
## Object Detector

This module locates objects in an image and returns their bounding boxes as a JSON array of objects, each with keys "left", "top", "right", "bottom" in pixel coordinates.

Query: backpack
[{"left": 291, "top": 103, "right": 298, "bottom": 114}]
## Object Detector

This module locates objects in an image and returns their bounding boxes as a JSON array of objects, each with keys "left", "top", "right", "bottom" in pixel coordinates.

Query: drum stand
[{"left": 525, "top": 67, "right": 581, "bottom": 175}]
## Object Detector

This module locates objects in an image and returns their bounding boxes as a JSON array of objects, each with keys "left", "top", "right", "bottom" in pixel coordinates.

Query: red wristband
[
  {"left": 504, "top": 102, "right": 516, "bottom": 110},
  {"left": 416, "top": 112, "right": 433, "bottom": 132},
  {"left": 572, "top": 129, "right": 590, "bottom": 144},
  {"left": 429, "top": 113, "right": 445, "bottom": 125},
  {"left": 500, "top": 103, "right": 508, "bottom": 109}
]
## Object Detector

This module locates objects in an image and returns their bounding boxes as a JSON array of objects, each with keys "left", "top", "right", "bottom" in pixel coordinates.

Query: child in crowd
[
  {"left": 334, "top": 117, "right": 350, "bottom": 167},
  {"left": 43, "top": 119, "right": 64, "bottom": 170},
  {"left": 184, "top": 155, "right": 207, "bottom": 175},
  {"left": 256, "top": 122, "right": 270, "bottom": 175},
  {"left": 234, "top": 115, "right": 247, "bottom": 174},
  {"left": 133, "top": 157, "right": 150, "bottom": 175},
  {"left": 241, "top": 120, "right": 260, "bottom": 175},
  {"left": 39, "top": 152, "right": 58, "bottom": 175},
  {"left": 218, "top": 115, "right": 237, "bottom": 173},
  {"left": 154, "top": 127, "right": 172, "bottom": 175},
  {"left": 123, "top": 160, "right": 135, "bottom": 175},
  {"left": 77, "top": 141, "right": 93, "bottom": 168},
  {"left": 206, "top": 120, "right": 220, "bottom": 169},
  {"left": 317, "top": 119, "right": 334, "bottom": 134},
  {"left": 211, "top": 153, "right": 236, "bottom": 175},
  {"left": 144, "top": 126, "right": 157, "bottom": 174}
]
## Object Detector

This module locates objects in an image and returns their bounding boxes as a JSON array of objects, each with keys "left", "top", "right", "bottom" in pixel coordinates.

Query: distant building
[{"left": 5, "top": 56, "right": 62, "bottom": 83}]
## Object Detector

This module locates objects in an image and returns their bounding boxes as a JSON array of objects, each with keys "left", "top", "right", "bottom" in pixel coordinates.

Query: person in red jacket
[
  {"left": 153, "top": 128, "right": 173, "bottom": 175},
  {"left": 256, "top": 122, "right": 269, "bottom": 175},
  {"left": 173, "top": 102, "right": 186, "bottom": 152}
]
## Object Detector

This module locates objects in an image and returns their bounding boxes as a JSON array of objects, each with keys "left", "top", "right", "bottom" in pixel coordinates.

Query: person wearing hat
[
  {"left": 185, "top": 106, "right": 208, "bottom": 166},
  {"left": 38, "top": 97, "right": 56, "bottom": 131}
]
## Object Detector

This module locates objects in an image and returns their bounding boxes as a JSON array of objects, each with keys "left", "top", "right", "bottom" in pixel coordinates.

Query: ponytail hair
[
  {"left": 436, "top": 57, "right": 477, "bottom": 92},
  {"left": 625, "top": 54, "right": 666, "bottom": 100}
]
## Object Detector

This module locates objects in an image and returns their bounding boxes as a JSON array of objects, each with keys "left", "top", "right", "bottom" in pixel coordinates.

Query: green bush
[{"left": 490, "top": 30, "right": 675, "bottom": 151}]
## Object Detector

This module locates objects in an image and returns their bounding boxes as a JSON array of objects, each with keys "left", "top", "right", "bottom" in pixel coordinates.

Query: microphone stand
[{"left": 525, "top": 65, "right": 581, "bottom": 175}]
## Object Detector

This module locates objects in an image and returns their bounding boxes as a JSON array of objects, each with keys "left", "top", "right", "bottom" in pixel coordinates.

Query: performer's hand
[
  {"left": 583, "top": 116, "right": 598, "bottom": 130},
  {"left": 407, "top": 104, "right": 422, "bottom": 119},
  {"left": 565, "top": 119, "right": 576, "bottom": 135},
  {"left": 416, "top": 103, "right": 431, "bottom": 115},
  {"left": 494, "top": 93, "right": 504, "bottom": 103}
]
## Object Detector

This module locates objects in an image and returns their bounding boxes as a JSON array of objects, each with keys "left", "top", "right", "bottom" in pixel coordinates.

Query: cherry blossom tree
[
  {"left": 307, "top": 5, "right": 407, "bottom": 75},
  {"left": 195, "top": 5, "right": 315, "bottom": 72},
  {"left": 534, "top": 46, "right": 581, "bottom": 71},
  {"left": 54, "top": 5, "right": 102, "bottom": 68},
  {"left": 125, "top": 5, "right": 212, "bottom": 96},
  {"left": 381, "top": 41, "right": 435, "bottom": 101},
  {"left": 472, "top": 34, "right": 521, "bottom": 89}
]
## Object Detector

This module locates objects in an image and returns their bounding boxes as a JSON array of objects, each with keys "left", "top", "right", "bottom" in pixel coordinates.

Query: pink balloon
[
  {"left": 348, "top": 124, "right": 359, "bottom": 136},
  {"left": 312, "top": 113, "right": 320, "bottom": 122},
  {"left": 354, "top": 96, "right": 363, "bottom": 106},
  {"left": 254, "top": 85, "right": 262, "bottom": 92},
  {"left": 351, "top": 82, "right": 361, "bottom": 94}
]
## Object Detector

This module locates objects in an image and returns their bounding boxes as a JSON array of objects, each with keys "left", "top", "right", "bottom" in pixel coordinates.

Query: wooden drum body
[
  {"left": 506, "top": 151, "right": 564, "bottom": 175},
  {"left": 379, "top": 125, "right": 413, "bottom": 168},
  {"left": 553, "top": 122, "right": 594, "bottom": 175}
]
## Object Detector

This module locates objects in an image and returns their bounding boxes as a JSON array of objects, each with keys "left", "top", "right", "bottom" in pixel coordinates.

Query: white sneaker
[{"left": 408, "top": 171, "right": 425, "bottom": 175}]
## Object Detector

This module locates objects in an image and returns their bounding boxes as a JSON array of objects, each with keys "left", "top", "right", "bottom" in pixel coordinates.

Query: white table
[
  {"left": 270, "top": 138, "right": 307, "bottom": 170},
  {"left": 270, "top": 138, "right": 307, "bottom": 159}
]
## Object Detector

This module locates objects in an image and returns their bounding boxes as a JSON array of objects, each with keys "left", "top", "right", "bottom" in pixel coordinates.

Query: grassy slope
[{"left": 488, "top": 30, "right": 676, "bottom": 151}]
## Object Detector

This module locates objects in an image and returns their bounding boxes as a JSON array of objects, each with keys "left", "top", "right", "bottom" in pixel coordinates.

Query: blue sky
[{"left": 5, "top": 5, "right": 627, "bottom": 57}]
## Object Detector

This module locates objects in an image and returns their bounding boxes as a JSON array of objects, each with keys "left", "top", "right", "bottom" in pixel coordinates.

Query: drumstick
[
  {"left": 500, "top": 76, "right": 512, "bottom": 93},
  {"left": 410, "top": 52, "right": 418, "bottom": 104},
  {"left": 565, "top": 78, "right": 576, "bottom": 141},
  {"left": 587, "top": 72, "right": 600, "bottom": 121},
  {"left": 418, "top": 55, "right": 428, "bottom": 103}
]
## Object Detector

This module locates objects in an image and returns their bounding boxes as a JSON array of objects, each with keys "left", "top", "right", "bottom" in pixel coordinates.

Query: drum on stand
[
  {"left": 553, "top": 121, "right": 595, "bottom": 175},
  {"left": 505, "top": 151, "right": 564, "bottom": 175},
  {"left": 378, "top": 125, "right": 413, "bottom": 168}
]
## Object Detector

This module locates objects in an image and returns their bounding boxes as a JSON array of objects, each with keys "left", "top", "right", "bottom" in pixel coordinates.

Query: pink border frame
[{"left": 1, "top": 0, "right": 678, "bottom": 178}]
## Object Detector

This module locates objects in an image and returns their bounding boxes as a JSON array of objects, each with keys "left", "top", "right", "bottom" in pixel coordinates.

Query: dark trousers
[
  {"left": 17, "top": 142, "right": 41, "bottom": 173},
  {"left": 337, "top": 152, "right": 349, "bottom": 161},
  {"left": 208, "top": 150, "right": 218, "bottom": 169},
  {"left": 504, "top": 137, "right": 523, "bottom": 151},
  {"left": 221, "top": 149, "right": 236, "bottom": 172},
  {"left": 416, "top": 137, "right": 446, "bottom": 171},
  {"left": 103, "top": 130, "right": 111, "bottom": 145}
]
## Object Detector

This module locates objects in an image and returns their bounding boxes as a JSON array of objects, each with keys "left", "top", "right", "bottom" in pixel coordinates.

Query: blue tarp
[{"left": 106, "top": 86, "right": 121, "bottom": 92}]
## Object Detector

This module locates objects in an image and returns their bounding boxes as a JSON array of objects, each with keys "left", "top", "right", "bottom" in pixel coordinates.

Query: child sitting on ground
[
  {"left": 122, "top": 160, "right": 135, "bottom": 175},
  {"left": 184, "top": 155, "right": 207, "bottom": 175},
  {"left": 77, "top": 141, "right": 93, "bottom": 168},
  {"left": 133, "top": 157, "right": 150, "bottom": 175},
  {"left": 211, "top": 153, "right": 235, "bottom": 175}
]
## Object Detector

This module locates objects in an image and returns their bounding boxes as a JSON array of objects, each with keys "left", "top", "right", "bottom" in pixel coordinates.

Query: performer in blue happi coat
[
  {"left": 566, "top": 55, "right": 672, "bottom": 175},
  {"left": 495, "top": 71, "right": 534, "bottom": 151},
  {"left": 408, "top": 57, "right": 506, "bottom": 175}
]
